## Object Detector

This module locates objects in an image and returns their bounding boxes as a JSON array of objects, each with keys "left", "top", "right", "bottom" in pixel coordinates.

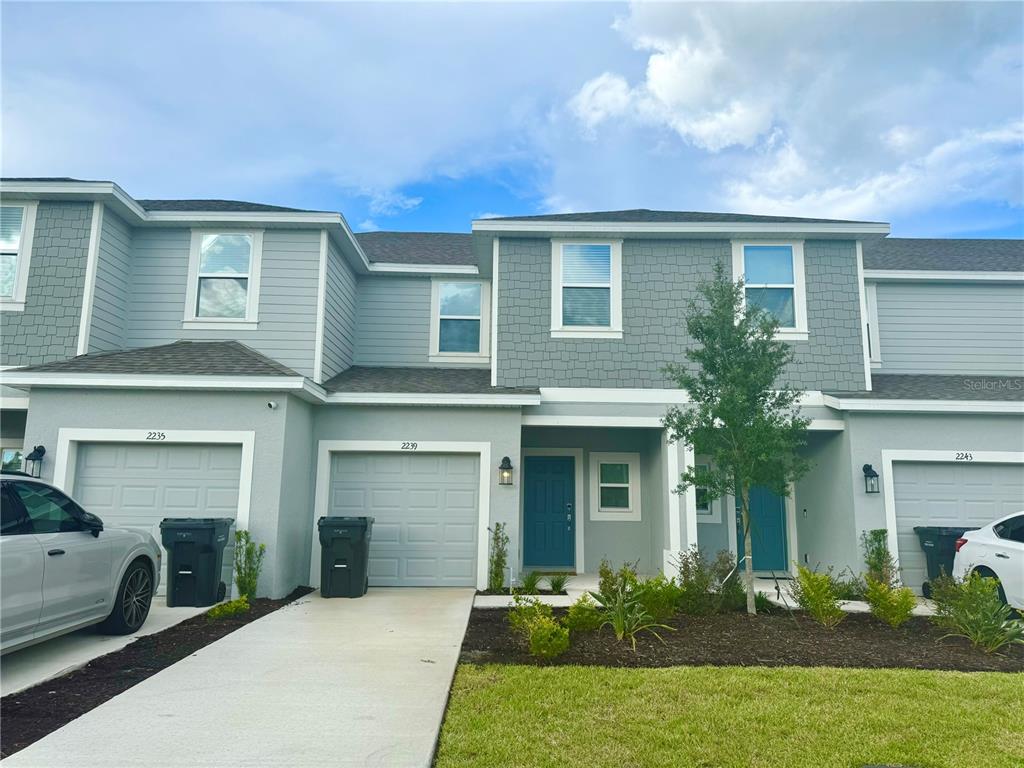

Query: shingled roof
[
  {"left": 10, "top": 341, "right": 299, "bottom": 377},
  {"left": 137, "top": 199, "right": 318, "bottom": 213},
  {"left": 354, "top": 232, "right": 474, "bottom": 266},
  {"left": 827, "top": 374, "right": 1024, "bottom": 402},
  {"left": 483, "top": 209, "right": 882, "bottom": 225},
  {"left": 324, "top": 366, "right": 538, "bottom": 395},
  {"left": 862, "top": 238, "right": 1023, "bottom": 272}
]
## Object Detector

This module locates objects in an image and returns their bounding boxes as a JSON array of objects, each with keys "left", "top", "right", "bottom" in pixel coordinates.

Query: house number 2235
[
  {"left": 401, "top": 442, "right": 418, "bottom": 450},
  {"left": 146, "top": 432, "right": 167, "bottom": 441}
]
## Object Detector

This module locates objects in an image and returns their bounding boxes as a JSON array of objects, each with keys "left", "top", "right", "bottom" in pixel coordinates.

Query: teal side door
[
  {"left": 523, "top": 456, "right": 575, "bottom": 568},
  {"left": 736, "top": 486, "right": 788, "bottom": 572}
]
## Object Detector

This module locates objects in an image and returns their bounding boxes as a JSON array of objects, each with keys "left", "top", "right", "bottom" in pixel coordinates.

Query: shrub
[
  {"left": 931, "top": 572, "right": 1024, "bottom": 653},
  {"left": 597, "top": 558, "right": 639, "bottom": 603},
  {"left": 208, "top": 596, "right": 249, "bottom": 619},
  {"left": 234, "top": 530, "right": 265, "bottom": 598},
  {"left": 547, "top": 573, "right": 571, "bottom": 594},
  {"left": 595, "top": 587, "right": 673, "bottom": 651},
  {"left": 487, "top": 523, "right": 509, "bottom": 592},
  {"left": 633, "top": 574, "right": 681, "bottom": 622},
  {"left": 831, "top": 568, "right": 866, "bottom": 601},
  {"left": 754, "top": 591, "right": 774, "bottom": 614},
  {"left": 517, "top": 570, "right": 543, "bottom": 595},
  {"left": 508, "top": 594, "right": 553, "bottom": 638},
  {"left": 528, "top": 616, "right": 570, "bottom": 659},
  {"left": 861, "top": 528, "right": 897, "bottom": 587},
  {"left": 676, "top": 547, "right": 744, "bottom": 614},
  {"left": 563, "top": 593, "right": 603, "bottom": 632},
  {"left": 864, "top": 577, "right": 917, "bottom": 628},
  {"left": 791, "top": 564, "right": 845, "bottom": 628}
]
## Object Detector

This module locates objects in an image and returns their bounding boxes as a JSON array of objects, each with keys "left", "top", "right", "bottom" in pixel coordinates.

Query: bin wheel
[
  {"left": 217, "top": 582, "right": 227, "bottom": 602},
  {"left": 98, "top": 560, "right": 154, "bottom": 635}
]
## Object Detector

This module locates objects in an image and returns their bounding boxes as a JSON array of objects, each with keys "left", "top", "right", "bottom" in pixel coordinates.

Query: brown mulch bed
[
  {"left": 475, "top": 589, "right": 567, "bottom": 596},
  {"left": 460, "top": 607, "right": 1024, "bottom": 673},
  {"left": 1, "top": 586, "right": 313, "bottom": 759}
]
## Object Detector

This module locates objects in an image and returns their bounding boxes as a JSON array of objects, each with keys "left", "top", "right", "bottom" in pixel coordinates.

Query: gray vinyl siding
[
  {"left": 497, "top": 237, "right": 866, "bottom": 391},
  {"left": 354, "top": 276, "right": 430, "bottom": 366},
  {"left": 1, "top": 201, "right": 92, "bottom": 367},
  {"left": 874, "top": 282, "right": 1024, "bottom": 375},
  {"left": 321, "top": 238, "right": 357, "bottom": 379},
  {"left": 125, "top": 228, "right": 321, "bottom": 377},
  {"left": 88, "top": 208, "right": 132, "bottom": 352}
]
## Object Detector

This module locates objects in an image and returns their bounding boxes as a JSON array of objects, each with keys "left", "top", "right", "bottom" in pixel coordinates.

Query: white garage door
[
  {"left": 894, "top": 461, "right": 1024, "bottom": 593},
  {"left": 73, "top": 443, "right": 243, "bottom": 594},
  {"left": 329, "top": 452, "right": 479, "bottom": 586}
]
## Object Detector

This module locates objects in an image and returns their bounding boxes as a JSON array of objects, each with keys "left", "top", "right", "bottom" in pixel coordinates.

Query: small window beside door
[{"left": 589, "top": 452, "right": 641, "bottom": 521}]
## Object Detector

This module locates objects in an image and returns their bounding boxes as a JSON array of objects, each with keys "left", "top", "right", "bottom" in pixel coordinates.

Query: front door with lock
[{"left": 523, "top": 456, "right": 575, "bottom": 569}]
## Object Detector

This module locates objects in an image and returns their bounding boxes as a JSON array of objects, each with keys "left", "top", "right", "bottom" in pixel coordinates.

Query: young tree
[{"left": 663, "top": 263, "right": 810, "bottom": 615}]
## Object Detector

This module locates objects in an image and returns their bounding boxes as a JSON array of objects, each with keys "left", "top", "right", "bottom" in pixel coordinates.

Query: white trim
[
  {"left": 75, "top": 202, "right": 104, "bottom": 355},
  {"left": 523, "top": 415, "right": 664, "bottom": 428},
  {"left": 880, "top": 449, "right": 1024, "bottom": 579},
  {"left": 522, "top": 447, "right": 585, "bottom": 575},
  {"left": 325, "top": 392, "right": 538, "bottom": 406},
  {"left": 490, "top": 238, "right": 499, "bottom": 387},
  {"left": 473, "top": 219, "right": 891, "bottom": 236},
  {"left": 550, "top": 239, "right": 623, "bottom": 338},
  {"left": 808, "top": 419, "right": 846, "bottom": 431},
  {"left": 52, "top": 428, "right": 255, "bottom": 529},
  {"left": 366, "top": 263, "right": 478, "bottom": 275},
  {"left": 428, "top": 277, "right": 490, "bottom": 364},
  {"left": 313, "top": 230, "right": 328, "bottom": 384},
  {"left": 0, "top": 395, "right": 30, "bottom": 410},
  {"left": 732, "top": 240, "right": 808, "bottom": 338},
  {"left": 864, "top": 281, "right": 882, "bottom": 367},
  {"left": 180, "top": 320, "right": 260, "bottom": 332},
  {"left": 541, "top": 387, "right": 690, "bottom": 404},
  {"left": 589, "top": 451, "right": 642, "bottom": 522},
  {"left": 183, "top": 229, "right": 264, "bottom": 324},
  {"left": 864, "top": 269, "right": 1024, "bottom": 283},
  {"left": 856, "top": 241, "right": 873, "bottom": 391},
  {"left": 0, "top": 371, "right": 310, "bottom": 391},
  {"left": 0, "top": 200, "right": 38, "bottom": 311},
  {"left": 309, "top": 440, "right": 492, "bottom": 590},
  {"left": 823, "top": 395, "right": 1024, "bottom": 414}
]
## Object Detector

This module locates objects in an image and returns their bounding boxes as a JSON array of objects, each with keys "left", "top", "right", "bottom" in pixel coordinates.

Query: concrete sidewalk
[{"left": 4, "top": 588, "right": 474, "bottom": 768}]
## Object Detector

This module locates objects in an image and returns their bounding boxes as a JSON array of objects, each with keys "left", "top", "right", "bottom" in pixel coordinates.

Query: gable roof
[
  {"left": 862, "top": 238, "right": 1024, "bottom": 272},
  {"left": 9, "top": 341, "right": 299, "bottom": 377},
  {"left": 483, "top": 209, "right": 882, "bottom": 225},
  {"left": 138, "top": 199, "right": 316, "bottom": 213},
  {"left": 354, "top": 231, "right": 474, "bottom": 265}
]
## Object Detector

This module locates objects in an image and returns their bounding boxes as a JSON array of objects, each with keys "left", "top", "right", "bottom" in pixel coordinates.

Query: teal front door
[
  {"left": 736, "top": 486, "right": 788, "bottom": 572},
  {"left": 523, "top": 456, "right": 575, "bottom": 568}
]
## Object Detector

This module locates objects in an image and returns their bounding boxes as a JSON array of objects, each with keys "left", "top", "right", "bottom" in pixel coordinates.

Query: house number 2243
[{"left": 954, "top": 452, "right": 973, "bottom": 461}]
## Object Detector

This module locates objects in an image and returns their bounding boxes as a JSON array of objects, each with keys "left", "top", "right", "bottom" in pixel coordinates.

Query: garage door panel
[
  {"left": 894, "top": 461, "right": 1024, "bottom": 594},
  {"left": 329, "top": 452, "right": 479, "bottom": 587}
]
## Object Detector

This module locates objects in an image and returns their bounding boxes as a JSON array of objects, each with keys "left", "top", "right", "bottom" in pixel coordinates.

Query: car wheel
[
  {"left": 972, "top": 568, "right": 1008, "bottom": 605},
  {"left": 98, "top": 560, "right": 154, "bottom": 635}
]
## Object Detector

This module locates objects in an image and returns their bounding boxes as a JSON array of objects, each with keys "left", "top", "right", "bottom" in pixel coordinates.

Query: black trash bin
[
  {"left": 318, "top": 516, "right": 373, "bottom": 598},
  {"left": 159, "top": 518, "right": 234, "bottom": 607},
  {"left": 913, "top": 525, "right": 970, "bottom": 597}
]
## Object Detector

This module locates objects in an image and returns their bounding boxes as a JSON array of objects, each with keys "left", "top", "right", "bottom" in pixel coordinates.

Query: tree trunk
[{"left": 740, "top": 485, "right": 756, "bottom": 615}]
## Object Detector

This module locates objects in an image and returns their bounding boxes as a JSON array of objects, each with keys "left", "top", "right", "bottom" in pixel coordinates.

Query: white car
[
  {"left": 1, "top": 473, "right": 162, "bottom": 654},
  {"left": 952, "top": 511, "right": 1024, "bottom": 610}
]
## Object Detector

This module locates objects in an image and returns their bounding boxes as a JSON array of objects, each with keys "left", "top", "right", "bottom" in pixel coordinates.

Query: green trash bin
[
  {"left": 159, "top": 518, "right": 234, "bottom": 607},
  {"left": 318, "top": 516, "right": 373, "bottom": 598},
  {"left": 913, "top": 525, "right": 970, "bottom": 597}
]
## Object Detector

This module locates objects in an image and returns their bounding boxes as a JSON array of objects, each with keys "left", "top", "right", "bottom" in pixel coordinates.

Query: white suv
[
  {"left": 952, "top": 511, "right": 1024, "bottom": 610},
  {"left": 1, "top": 473, "right": 162, "bottom": 654}
]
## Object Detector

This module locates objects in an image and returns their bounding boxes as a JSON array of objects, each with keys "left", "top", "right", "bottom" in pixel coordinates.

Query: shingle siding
[
  {"left": 321, "top": 237, "right": 357, "bottom": 379},
  {"left": 1, "top": 201, "right": 92, "bottom": 366},
  {"left": 496, "top": 237, "right": 865, "bottom": 390},
  {"left": 88, "top": 208, "right": 132, "bottom": 352}
]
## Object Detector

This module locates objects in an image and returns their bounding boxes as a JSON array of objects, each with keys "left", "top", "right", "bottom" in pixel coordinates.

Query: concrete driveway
[
  {"left": 2, "top": 603, "right": 209, "bottom": 696},
  {"left": 4, "top": 588, "right": 474, "bottom": 768}
]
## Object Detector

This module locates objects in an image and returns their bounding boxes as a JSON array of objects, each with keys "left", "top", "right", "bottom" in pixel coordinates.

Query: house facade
[{"left": 1, "top": 178, "right": 1021, "bottom": 598}]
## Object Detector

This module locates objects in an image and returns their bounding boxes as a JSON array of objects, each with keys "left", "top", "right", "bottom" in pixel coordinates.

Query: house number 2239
[{"left": 401, "top": 442, "right": 418, "bottom": 450}]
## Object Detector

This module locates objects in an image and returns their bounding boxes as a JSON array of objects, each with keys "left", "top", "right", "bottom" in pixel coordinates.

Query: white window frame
[
  {"left": 551, "top": 239, "right": 623, "bottom": 339},
  {"left": 864, "top": 282, "right": 882, "bottom": 366},
  {"left": 731, "top": 241, "right": 807, "bottom": 340},
  {"left": 0, "top": 201, "right": 38, "bottom": 312},
  {"left": 429, "top": 278, "right": 491, "bottom": 363},
  {"left": 589, "top": 451, "right": 641, "bottom": 521},
  {"left": 183, "top": 229, "right": 263, "bottom": 329}
]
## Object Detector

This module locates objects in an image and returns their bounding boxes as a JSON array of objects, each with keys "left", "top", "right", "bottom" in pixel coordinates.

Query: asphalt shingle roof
[
  {"left": 862, "top": 238, "right": 1024, "bottom": 272},
  {"left": 11, "top": 341, "right": 299, "bottom": 377},
  {"left": 138, "top": 199, "right": 317, "bottom": 213},
  {"left": 354, "top": 232, "right": 474, "bottom": 266},
  {"left": 484, "top": 209, "right": 883, "bottom": 225},
  {"left": 827, "top": 374, "right": 1024, "bottom": 402},
  {"left": 324, "top": 366, "right": 538, "bottom": 395}
]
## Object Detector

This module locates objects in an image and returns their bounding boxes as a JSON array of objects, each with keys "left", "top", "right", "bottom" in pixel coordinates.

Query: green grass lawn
[{"left": 435, "top": 665, "right": 1024, "bottom": 768}]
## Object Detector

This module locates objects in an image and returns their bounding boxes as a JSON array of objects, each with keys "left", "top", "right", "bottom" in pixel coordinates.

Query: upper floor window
[
  {"left": 184, "top": 230, "right": 263, "bottom": 326},
  {"left": 0, "top": 202, "right": 38, "bottom": 311},
  {"left": 429, "top": 278, "right": 490, "bottom": 362},
  {"left": 550, "top": 240, "right": 623, "bottom": 339},
  {"left": 732, "top": 242, "right": 808, "bottom": 340}
]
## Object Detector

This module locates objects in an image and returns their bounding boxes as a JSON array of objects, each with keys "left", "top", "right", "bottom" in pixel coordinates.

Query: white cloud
[
  {"left": 368, "top": 191, "right": 423, "bottom": 216},
  {"left": 357, "top": 219, "right": 379, "bottom": 232},
  {"left": 570, "top": 73, "right": 632, "bottom": 132}
]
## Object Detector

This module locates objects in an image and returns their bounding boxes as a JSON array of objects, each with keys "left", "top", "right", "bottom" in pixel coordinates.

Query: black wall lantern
[
  {"left": 24, "top": 445, "right": 46, "bottom": 478},
  {"left": 498, "top": 456, "right": 514, "bottom": 486},
  {"left": 862, "top": 464, "right": 880, "bottom": 494}
]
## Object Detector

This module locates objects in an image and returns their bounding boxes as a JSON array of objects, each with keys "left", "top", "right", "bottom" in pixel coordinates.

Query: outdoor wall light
[
  {"left": 24, "top": 445, "right": 46, "bottom": 478},
  {"left": 862, "top": 464, "right": 880, "bottom": 494},
  {"left": 498, "top": 456, "right": 514, "bottom": 486}
]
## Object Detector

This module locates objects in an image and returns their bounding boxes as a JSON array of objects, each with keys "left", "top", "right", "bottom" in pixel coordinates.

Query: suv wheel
[{"left": 98, "top": 560, "right": 154, "bottom": 635}]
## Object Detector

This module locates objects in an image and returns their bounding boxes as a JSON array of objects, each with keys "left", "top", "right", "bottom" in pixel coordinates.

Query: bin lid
[
  {"left": 159, "top": 517, "right": 235, "bottom": 530},
  {"left": 318, "top": 515, "right": 374, "bottom": 528}
]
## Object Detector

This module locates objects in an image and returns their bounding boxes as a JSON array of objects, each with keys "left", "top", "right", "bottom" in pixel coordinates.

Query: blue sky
[{"left": 3, "top": 2, "right": 1022, "bottom": 237}]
